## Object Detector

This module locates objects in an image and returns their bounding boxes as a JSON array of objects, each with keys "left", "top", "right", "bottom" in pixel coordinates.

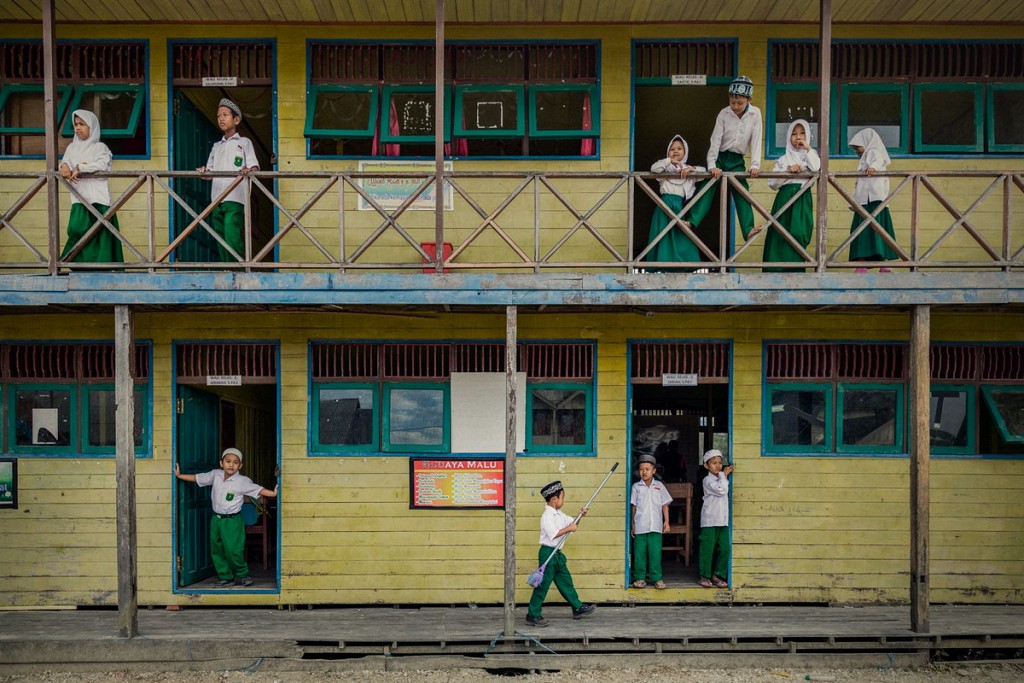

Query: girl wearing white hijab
[
  {"left": 646, "top": 134, "right": 707, "bottom": 268},
  {"left": 59, "top": 109, "right": 123, "bottom": 263},
  {"left": 763, "top": 119, "right": 820, "bottom": 272},
  {"left": 848, "top": 128, "right": 896, "bottom": 270}
]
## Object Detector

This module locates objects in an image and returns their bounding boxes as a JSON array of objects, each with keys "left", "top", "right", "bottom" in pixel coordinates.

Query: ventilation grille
[
  {"left": 982, "top": 346, "right": 1024, "bottom": 381},
  {"left": 383, "top": 343, "right": 449, "bottom": 379},
  {"left": 631, "top": 342, "right": 730, "bottom": 381},
  {"left": 634, "top": 42, "right": 735, "bottom": 80},
  {"left": 452, "top": 343, "right": 506, "bottom": 373},
  {"left": 455, "top": 44, "right": 525, "bottom": 82},
  {"left": 171, "top": 43, "right": 273, "bottom": 85},
  {"left": 765, "top": 343, "right": 833, "bottom": 380},
  {"left": 311, "top": 342, "right": 379, "bottom": 380},
  {"left": 1, "top": 343, "right": 148, "bottom": 381},
  {"left": 521, "top": 343, "right": 594, "bottom": 380},
  {"left": 310, "top": 43, "right": 381, "bottom": 83},
  {"left": 528, "top": 43, "right": 598, "bottom": 82},
  {"left": 0, "top": 41, "right": 146, "bottom": 83},
  {"left": 931, "top": 345, "right": 978, "bottom": 381},
  {"left": 176, "top": 343, "right": 276, "bottom": 379},
  {"left": 766, "top": 342, "right": 906, "bottom": 380}
]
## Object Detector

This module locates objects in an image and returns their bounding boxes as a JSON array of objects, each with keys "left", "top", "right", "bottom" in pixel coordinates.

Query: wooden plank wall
[{"left": 0, "top": 310, "right": 1021, "bottom": 607}]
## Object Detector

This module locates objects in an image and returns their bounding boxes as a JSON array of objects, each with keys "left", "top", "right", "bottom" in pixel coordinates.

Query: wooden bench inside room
[{"left": 662, "top": 482, "right": 693, "bottom": 566}]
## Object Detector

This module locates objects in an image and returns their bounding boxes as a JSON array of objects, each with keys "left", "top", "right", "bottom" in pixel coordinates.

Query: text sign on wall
[
  {"left": 410, "top": 458, "right": 505, "bottom": 509},
  {"left": 207, "top": 375, "right": 242, "bottom": 386},
  {"left": 671, "top": 74, "right": 707, "bottom": 86},
  {"left": 0, "top": 458, "right": 18, "bottom": 510},
  {"left": 358, "top": 161, "right": 454, "bottom": 211},
  {"left": 202, "top": 77, "right": 238, "bottom": 87},
  {"left": 663, "top": 373, "right": 699, "bottom": 386}
]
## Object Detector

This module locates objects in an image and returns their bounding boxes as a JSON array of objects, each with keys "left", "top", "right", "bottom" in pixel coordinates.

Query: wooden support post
[
  {"left": 114, "top": 306, "right": 139, "bottom": 638},
  {"left": 433, "top": 0, "right": 445, "bottom": 273},
  {"left": 910, "top": 304, "right": 930, "bottom": 633},
  {"left": 42, "top": 0, "right": 59, "bottom": 275},
  {"left": 815, "top": 0, "right": 832, "bottom": 273},
  {"left": 503, "top": 305, "right": 518, "bottom": 637}
]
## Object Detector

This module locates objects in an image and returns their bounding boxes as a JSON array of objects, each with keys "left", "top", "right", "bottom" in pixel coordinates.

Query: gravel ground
[{"left": 2, "top": 664, "right": 1023, "bottom": 683}]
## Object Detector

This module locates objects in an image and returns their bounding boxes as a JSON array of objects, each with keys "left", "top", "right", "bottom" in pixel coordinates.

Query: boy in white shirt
[
  {"left": 630, "top": 454, "right": 673, "bottom": 589},
  {"left": 699, "top": 449, "right": 734, "bottom": 589},
  {"left": 196, "top": 98, "right": 259, "bottom": 262}
]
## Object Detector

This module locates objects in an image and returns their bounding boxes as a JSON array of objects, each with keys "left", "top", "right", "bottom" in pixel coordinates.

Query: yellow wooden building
[{"left": 0, "top": 1, "right": 1022, "bottom": 632}]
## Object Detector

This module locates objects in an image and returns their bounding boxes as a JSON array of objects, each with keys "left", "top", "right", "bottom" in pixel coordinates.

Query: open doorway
[
  {"left": 169, "top": 41, "right": 276, "bottom": 263},
  {"left": 174, "top": 343, "right": 279, "bottom": 592},
  {"left": 633, "top": 84, "right": 729, "bottom": 264}
]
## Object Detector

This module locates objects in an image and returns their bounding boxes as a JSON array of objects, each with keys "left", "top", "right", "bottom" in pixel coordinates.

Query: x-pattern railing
[{"left": 0, "top": 169, "right": 1021, "bottom": 274}]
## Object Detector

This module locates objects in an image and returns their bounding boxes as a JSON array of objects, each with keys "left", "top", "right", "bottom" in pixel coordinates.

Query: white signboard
[
  {"left": 450, "top": 372, "right": 526, "bottom": 453},
  {"left": 207, "top": 375, "right": 242, "bottom": 386},
  {"left": 671, "top": 74, "right": 707, "bottom": 86},
  {"left": 358, "top": 161, "right": 454, "bottom": 211},
  {"left": 662, "top": 373, "right": 699, "bottom": 387},
  {"left": 202, "top": 77, "right": 238, "bottom": 87}
]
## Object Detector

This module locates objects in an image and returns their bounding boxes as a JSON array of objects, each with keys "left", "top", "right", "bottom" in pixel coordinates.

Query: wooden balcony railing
[{"left": 1, "top": 170, "right": 1021, "bottom": 275}]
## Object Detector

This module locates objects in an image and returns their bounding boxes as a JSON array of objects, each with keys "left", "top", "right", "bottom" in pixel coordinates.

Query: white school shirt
[
  {"left": 850, "top": 128, "right": 892, "bottom": 205},
  {"left": 700, "top": 471, "right": 730, "bottom": 528},
  {"left": 195, "top": 468, "right": 264, "bottom": 515},
  {"left": 205, "top": 133, "right": 258, "bottom": 205},
  {"left": 707, "top": 104, "right": 763, "bottom": 171},
  {"left": 60, "top": 109, "right": 112, "bottom": 206},
  {"left": 630, "top": 478, "right": 673, "bottom": 534},
  {"left": 539, "top": 504, "right": 574, "bottom": 548}
]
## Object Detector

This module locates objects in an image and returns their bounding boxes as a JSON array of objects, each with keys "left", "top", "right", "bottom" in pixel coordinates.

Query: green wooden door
[
  {"left": 172, "top": 92, "right": 221, "bottom": 263},
  {"left": 176, "top": 384, "right": 220, "bottom": 587}
]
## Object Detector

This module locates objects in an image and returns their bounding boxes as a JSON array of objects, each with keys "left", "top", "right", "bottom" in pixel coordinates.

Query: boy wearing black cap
[
  {"left": 525, "top": 480, "right": 596, "bottom": 627},
  {"left": 196, "top": 98, "right": 259, "bottom": 262},
  {"left": 630, "top": 454, "right": 673, "bottom": 589}
]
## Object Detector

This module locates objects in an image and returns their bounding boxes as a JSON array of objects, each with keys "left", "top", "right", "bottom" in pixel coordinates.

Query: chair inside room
[
  {"left": 242, "top": 497, "right": 270, "bottom": 570},
  {"left": 662, "top": 482, "right": 693, "bottom": 566}
]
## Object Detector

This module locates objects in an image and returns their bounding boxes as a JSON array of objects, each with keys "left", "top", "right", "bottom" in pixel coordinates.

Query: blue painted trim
[
  {"left": 623, "top": 339, "right": 633, "bottom": 588},
  {"left": 170, "top": 340, "right": 180, "bottom": 593}
]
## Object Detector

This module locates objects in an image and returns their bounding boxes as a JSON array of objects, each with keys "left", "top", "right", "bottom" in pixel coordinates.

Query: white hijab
[
  {"left": 849, "top": 127, "right": 891, "bottom": 172},
  {"left": 62, "top": 109, "right": 107, "bottom": 167},
  {"left": 770, "top": 119, "right": 820, "bottom": 190},
  {"left": 652, "top": 134, "right": 703, "bottom": 198},
  {"left": 60, "top": 109, "right": 112, "bottom": 205}
]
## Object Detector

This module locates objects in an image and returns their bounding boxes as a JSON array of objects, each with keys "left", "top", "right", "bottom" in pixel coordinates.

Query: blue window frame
[
  {"left": 454, "top": 84, "right": 525, "bottom": 138},
  {"left": 0, "top": 84, "right": 72, "bottom": 135},
  {"left": 914, "top": 83, "right": 984, "bottom": 153},
  {"left": 8, "top": 383, "right": 77, "bottom": 455},
  {"left": 305, "top": 85, "right": 379, "bottom": 138},
  {"left": 311, "top": 382, "right": 379, "bottom": 453},
  {"left": 383, "top": 382, "right": 450, "bottom": 453},
  {"left": 61, "top": 85, "right": 146, "bottom": 138},
  {"left": 527, "top": 84, "right": 600, "bottom": 139},
  {"left": 930, "top": 385, "right": 975, "bottom": 455},
  {"left": 380, "top": 85, "right": 452, "bottom": 144},
  {"left": 840, "top": 83, "right": 909, "bottom": 154},
  {"left": 526, "top": 382, "right": 594, "bottom": 454},
  {"left": 763, "top": 382, "right": 833, "bottom": 454},
  {"left": 987, "top": 83, "right": 1024, "bottom": 153},
  {"left": 767, "top": 83, "right": 838, "bottom": 158},
  {"left": 837, "top": 382, "right": 905, "bottom": 454},
  {"left": 981, "top": 385, "right": 1024, "bottom": 444},
  {"left": 81, "top": 384, "right": 149, "bottom": 455}
]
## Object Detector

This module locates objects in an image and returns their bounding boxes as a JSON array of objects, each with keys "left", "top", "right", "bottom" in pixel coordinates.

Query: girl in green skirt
[
  {"left": 59, "top": 109, "right": 123, "bottom": 264},
  {"left": 764, "top": 119, "right": 819, "bottom": 272},
  {"left": 848, "top": 128, "right": 896, "bottom": 271},
  {"left": 646, "top": 135, "right": 706, "bottom": 269}
]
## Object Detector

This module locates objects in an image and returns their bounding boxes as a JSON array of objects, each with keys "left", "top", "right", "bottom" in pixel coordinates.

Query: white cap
[
  {"left": 703, "top": 449, "right": 723, "bottom": 464},
  {"left": 221, "top": 447, "right": 243, "bottom": 462}
]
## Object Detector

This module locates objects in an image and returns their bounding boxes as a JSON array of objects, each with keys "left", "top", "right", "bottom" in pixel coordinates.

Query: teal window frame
[
  {"left": 454, "top": 84, "right": 525, "bottom": 138},
  {"left": 837, "top": 382, "right": 905, "bottom": 454},
  {"left": 929, "top": 384, "right": 975, "bottom": 455},
  {"left": 525, "top": 381, "right": 594, "bottom": 454},
  {"left": 8, "top": 383, "right": 78, "bottom": 455},
  {"left": 527, "top": 84, "right": 600, "bottom": 139},
  {"left": 80, "top": 383, "right": 149, "bottom": 455},
  {"left": 986, "top": 82, "right": 1024, "bottom": 153},
  {"left": 980, "top": 385, "right": 1024, "bottom": 444},
  {"left": 311, "top": 382, "right": 380, "bottom": 454},
  {"left": 382, "top": 381, "right": 451, "bottom": 453},
  {"left": 763, "top": 381, "right": 834, "bottom": 454},
  {"left": 767, "top": 82, "right": 838, "bottom": 158},
  {"left": 60, "top": 84, "right": 145, "bottom": 138},
  {"left": 914, "top": 83, "right": 984, "bottom": 153},
  {"left": 380, "top": 85, "right": 452, "bottom": 144},
  {"left": 304, "top": 84, "right": 379, "bottom": 138},
  {"left": 840, "top": 82, "right": 910, "bottom": 155},
  {"left": 0, "top": 84, "right": 72, "bottom": 134}
]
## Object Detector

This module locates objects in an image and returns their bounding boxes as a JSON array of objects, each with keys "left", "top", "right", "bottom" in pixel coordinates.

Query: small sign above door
[
  {"left": 671, "top": 75, "right": 707, "bottom": 86},
  {"left": 202, "top": 76, "right": 238, "bottom": 87},
  {"left": 662, "top": 373, "right": 699, "bottom": 386},
  {"left": 207, "top": 375, "right": 242, "bottom": 386}
]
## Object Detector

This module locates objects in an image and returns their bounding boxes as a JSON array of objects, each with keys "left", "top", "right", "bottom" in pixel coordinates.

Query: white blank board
[{"left": 451, "top": 372, "right": 526, "bottom": 453}]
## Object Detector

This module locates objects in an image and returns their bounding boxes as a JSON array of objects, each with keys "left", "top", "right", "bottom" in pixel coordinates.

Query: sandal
[
  {"left": 712, "top": 577, "right": 729, "bottom": 588},
  {"left": 630, "top": 580, "right": 647, "bottom": 589},
  {"left": 698, "top": 577, "right": 714, "bottom": 588},
  {"left": 654, "top": 580, "right": 667, "bottom": 589}
]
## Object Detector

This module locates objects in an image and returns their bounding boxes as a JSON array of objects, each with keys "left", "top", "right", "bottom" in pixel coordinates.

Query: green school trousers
[
  {"left": 527, "top": 546, "right": 583, "bottom": 618},
  {"left": 632, "top": 532, "right": 665, "bottom": 583},
  {"left": 211, "top": 200, "right": 245, "bottom": 262},
  {"left": 61, "top": 203, "right": 124, "bottom": 263},
  {"left": 210, "top": 513, "right": 249, "bottom": 580},
  {"left": 688, "top": 149, "right": 756, "bottom": 239},
  {"left": 699, "top": 525, "right": 730, "bottom": 581}
]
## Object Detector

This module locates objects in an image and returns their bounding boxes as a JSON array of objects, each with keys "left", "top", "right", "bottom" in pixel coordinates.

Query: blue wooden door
[
  {"left": 176, "top": 384, "right": 220, "bottom": 587},
  {"left": 172, "top": 92, "right": 221, "bottom": 263}
]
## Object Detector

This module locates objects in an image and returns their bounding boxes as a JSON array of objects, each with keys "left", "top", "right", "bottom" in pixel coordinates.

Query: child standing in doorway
[
  {"left": 764, "top": 119, "right": 820, "bottom": 272},
  {"left": 525, "top": 480, "right": 596, "bottom": 627},
  {"left": 849, "top": 128, "right": 897, "bottom": 271},
  {"left": 196, "top": 98, "right": 259, "bottom": 262},
  {"left": 174, "top": 447, "right": 277, "bottom": 587},
  {"left": 630, "top": 453, "right": 672, "bottom": 589},
  {"left": 699, "top": 448, "right": 733, "bottom": 589},
  {"left": 59, "top": 109, "right": 124, "bottom": 263},
  {"left": 646, "top": 134, "right": 707, "bottom": 268}
]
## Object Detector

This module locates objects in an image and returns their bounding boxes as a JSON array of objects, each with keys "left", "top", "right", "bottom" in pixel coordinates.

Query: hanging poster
[
  {"left": 357, "top": 160, "right": 454, "bottom": 211},
  {"left": 0, "top": 458, "right": 17, "bottom": 510},
  {"left": 409, "top": 457, "right": 504, "bottom": 509}
]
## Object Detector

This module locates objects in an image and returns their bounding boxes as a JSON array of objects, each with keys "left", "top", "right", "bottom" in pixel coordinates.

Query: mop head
[{"left": 526, "top": 567, "right": 545, "bottom": 588}]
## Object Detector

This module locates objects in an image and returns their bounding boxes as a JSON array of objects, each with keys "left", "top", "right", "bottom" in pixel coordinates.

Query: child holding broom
[{"left": 525, "top": 480, "right": 597, "bottom": 627}]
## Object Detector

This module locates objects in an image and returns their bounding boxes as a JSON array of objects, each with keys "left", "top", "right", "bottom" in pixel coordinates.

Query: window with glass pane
[
  {"left": 456, "top": 87, "right": 523, "bottom": 137},
  {"left": 317, "top": 385, "right": 376, "bottom": 449},
  {"left": 12, "top": 387, "right": 73, "bottom": 449},
  {"left": 771, "top": 86, "right": 821, "bottom": 155},
  {"left": 981, "top": 386, "right": 1024, "bottom": 443},
  {"left": 531, "top": 88, "right": 593, "bottom": 136},
  {"left": 844, "top": 85, "right": 906, "bottom": 151},
  {"left": 306, "top": 87, "right": 377, "bottom": 137},
  {"left": 529, "top": 386, "right": 590, "bottom": 450},
  {"left": 916, "top": 85, "right": 982, "bottom": 151},
  {"left": 380, "top": 87, "right": 451, "bottom": 143},
  {"left": 768, "top": 386, "right": 829, "bottom": 450},
  {"left": 989, "top": 85, "right": 1024, "bottom": 150},
  {"left": 0, "top": 84, "right": 71, "bottom": 156},
  {"left": 839, "top": 385, "right": 903, "bottom": 451},
  {"left": 385, "top": 385, "right": 448, "bottom": 451},
  {"left": 929, "top": 387, "right": 972, "bottom": 451},
  {"left": 84, "top": 386, "right": 145, "bottom": 450}
]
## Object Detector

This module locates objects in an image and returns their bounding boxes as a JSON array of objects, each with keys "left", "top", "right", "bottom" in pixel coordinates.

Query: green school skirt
[
  {"left": 763, "top": 183, "right": 814, "bottom": 272},
  {"left": 61, "top": 202, "right": 124, "bottom": 263},
  {"left": 850, "top": 200, "right": 898, "bottom": 261},
  {"left": 646, "top": 193, "right": 700, "bottom": 266}
]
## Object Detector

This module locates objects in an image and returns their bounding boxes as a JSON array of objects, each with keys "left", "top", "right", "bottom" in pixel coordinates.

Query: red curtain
[{"left": 580, "top": 91, "right": 595, "bottom": 156}]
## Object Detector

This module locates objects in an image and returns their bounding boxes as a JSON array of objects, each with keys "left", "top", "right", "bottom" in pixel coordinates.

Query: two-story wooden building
[{"left": 1, "top": 1, "right": 1022, "bottom": 633}]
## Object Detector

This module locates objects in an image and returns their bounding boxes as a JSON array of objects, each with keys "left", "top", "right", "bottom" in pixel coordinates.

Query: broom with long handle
[{"left": 526, "top": 462, "right": 619, "bottom": 588}]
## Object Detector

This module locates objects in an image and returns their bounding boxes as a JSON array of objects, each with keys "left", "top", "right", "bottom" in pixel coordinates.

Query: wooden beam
[
  {"left": 503, "top": 304, "right": 518, "bottom": 636},
  {"left": 910, "top": 304, "right": 930, "bottom": 633},
  {"left": 815, "top": 0, "right": 832, "bottom": 273},
  {"left": 115, "top": 305, "right": 139, "bottom": 638},
  {"left": 433, "top": 0, "right": 445, "bottom": 273},
  {"left": 42, "top": 0, "right": 59, "bottom": 275}
]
